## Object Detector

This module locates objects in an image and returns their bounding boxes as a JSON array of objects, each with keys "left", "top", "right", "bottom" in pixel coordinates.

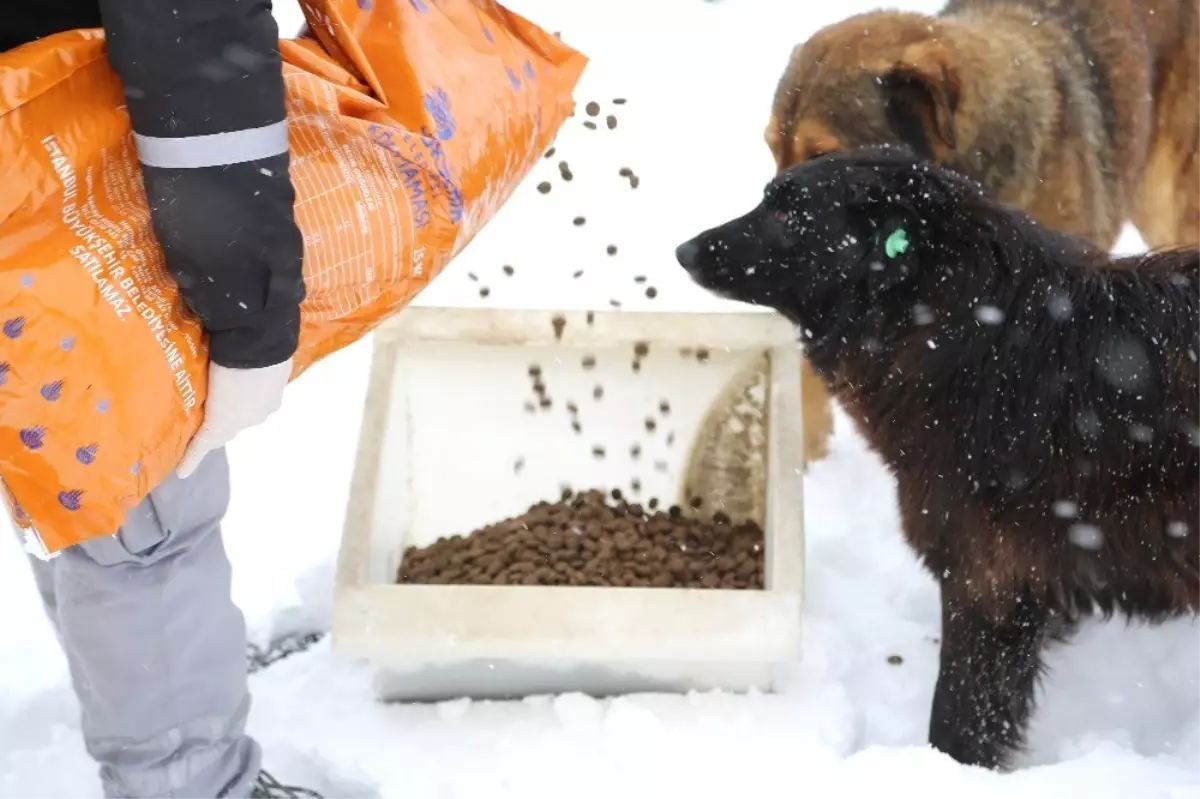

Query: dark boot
[{"left": 250, "top": 770, "right": 324, "bottom": 799}]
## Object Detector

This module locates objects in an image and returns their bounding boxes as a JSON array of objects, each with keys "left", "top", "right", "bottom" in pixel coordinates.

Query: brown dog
[{"left": 769, "top": 0, "right": 1200, "bottom": 464}]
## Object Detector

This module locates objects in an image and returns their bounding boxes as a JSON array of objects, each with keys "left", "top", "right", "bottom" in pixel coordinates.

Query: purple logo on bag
[
  {"left": 409, "top": 0, "right": 428, "bottom": 11},
  {"left": 96, "top": 399, "right": 111, "bottom": 413},
  {"left": 0, "top": 362, "right": 8, "bottom": 387},
  {"left": 41, "top": 380, "right": 64, "bottom": 401},
  {"left": 20, "top": 427, "right": 46, "bottom": 450},
  {"left": 60, "top": 336, "right": 76, "bottom": 352},
  {"left": 131, "top": 461, "right": 142, "bottom": 475},
  {"left": 3, "top": 318, "right": 25, "bottom": 339},
  {"left": 19, "top": 275, "right": 33, "bottom": 288},
  {"left": 505, "top": 66, "right": 521, "bottom": 91},
  {"left": 523, "top": 61, "right": 536, "bottom": 80},
  {"left": 357, "top": 0, "right": 372, "bottom": 8},
  {"left": 482, "top": 26, "right": 494, "bottom": 42},
  {"left": 76, "top": 444, "right": 98, "bottom": 465},
  {"left": 58, "top": 489, "right": 83, "bottom": 511},
  {"left": 423, "top": 88, "right": 456, "bottom": 141}
]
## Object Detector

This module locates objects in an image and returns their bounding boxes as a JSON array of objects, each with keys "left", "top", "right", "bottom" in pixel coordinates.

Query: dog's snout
[{"left": 675, "top": 239, "right": 701, "bottom": 270}]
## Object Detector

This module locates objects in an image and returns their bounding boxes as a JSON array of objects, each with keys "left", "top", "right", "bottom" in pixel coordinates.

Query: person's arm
[{"left": 98, "top": 0, "right": 305, "bottom": 369}]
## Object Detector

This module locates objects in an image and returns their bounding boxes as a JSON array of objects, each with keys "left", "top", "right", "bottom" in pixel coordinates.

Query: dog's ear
[{"left": 880, "top": 40, "right": 961, "bottom": 157}]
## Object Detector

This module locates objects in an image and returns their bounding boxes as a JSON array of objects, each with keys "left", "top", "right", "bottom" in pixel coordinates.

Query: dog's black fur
[{"left": 676, "top": 146, "right": 1199, "bottom": 769}]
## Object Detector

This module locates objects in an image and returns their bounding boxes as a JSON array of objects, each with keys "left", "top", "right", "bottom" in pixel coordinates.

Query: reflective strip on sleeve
[{"left": 133, "top": 120, "right": 289, "bottom": 169}]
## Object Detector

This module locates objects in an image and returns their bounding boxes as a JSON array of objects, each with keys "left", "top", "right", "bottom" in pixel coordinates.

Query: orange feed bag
[{"left": 0, "top": 0, "right": 587, "bottom": 553}]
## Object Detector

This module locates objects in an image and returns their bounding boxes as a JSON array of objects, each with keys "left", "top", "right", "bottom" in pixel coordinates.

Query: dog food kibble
[
  {"left": 632, "top": 360, "right": 642, "bottom": 374},
  {"left": 573, "top": 216, "right": 586, "bottom": 226},
  {"left": 537, "top": 181, "right": 552, "bottom": 194},
  {"left": 654, "top": 460, "right": 669, "bottom": 473},
  {"left": 468, "top": 272, "right": 479, "bottom": 282},
  {"left": 606, "top": 115, "right": 618, "bottom": 130},
  {"left": 631, "top": 444, "right": 642, "bottom": 459},
  {"left": 523, "top": 401, "right": 536, "bottom": 414},
  {"left": 573, "top": 270, "right": 584, "bottom": 279},
  {"left": 607, "top": 244, "right": 618, "bottom": 256},
  {"left": 631, "top": 478, "right": 642, "bottom": 494},
  {"left": 646, "top": 287, "right": 659, "bottom": 299},
  {"left": 529, "top": 365, "right": 542, "bottom": 378},
  {"left": 645, "top": 417, "right": 657, "bottom": 433},
  {"left": 592, "top": 445, "right": 606, "bottom": 459},
  {"left": 659, "top": 400, "right": 671, "bottom": 415},
  {"left": 696, "top": 347, "right": 711, "bottom": 363},
  {"left": 587, "top": 311, "right": 595, "bottom": 326},
  {"left": 593, "top": 385, "right": 604, "bottom": 400},
  {"left": 396, "top": 490, "right": 766, "bottom": 589},
  {"left": 610, "top": 299, "right": 622, "bottom": 308},
  {"left": 634, "top": 275, "right": 647, "bottom": 284},
  {"left": 585, "top": 101, "right": 600, "bottom": 116},
  {"left": 572, "top": 420, "right": 583, "bottom": 434},
  {"left": 582, "top": 354, "right": 596, "bottom": 369},
  {"left": 583, "top": 121, "right": 597, "bottom": 130},
  {"left": 479, "top": 287, "right": 491, "bottom": 298},
  {"left": 544, "top": 147, "right": 556, "bottom": 159},
  {"left": 618, "top": 167, "right": 633, "bottom": 178},
  {"left": 503, "top": 265, "right": 515, "bottom": 276},
  {"left": 513, "top": 457, "right": 525, "bottom": 474},
  {"left": 888, "top": 655, "right": 904, "bottom": 666},
  {"left": 629, "top": 175, "right": 640, "bottom": 189},
  {"left": 666, "top": 432, "right": 675, "bottom": 447},
  {"left": 613, "top": 98, "right": 627, "bottom": 105},
  {"left": 558, "top": 161, "right": 574, "bottom": 181},
  {"left": 633, "top": 341, "right": 649, "bottom": 358},
  {"left": 567, "top": 401, "right": 579, "bottom": 415},
  {"left": 552, "top": 315, "right": 567, "bottom": 340},
  {"left": 539, "top": 397, "right": 552, "bottom": 410}
]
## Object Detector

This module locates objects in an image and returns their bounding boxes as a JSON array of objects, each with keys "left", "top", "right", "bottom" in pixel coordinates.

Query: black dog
[{"left": 676, "top": 147, "right": 1199, "bottom": 769}]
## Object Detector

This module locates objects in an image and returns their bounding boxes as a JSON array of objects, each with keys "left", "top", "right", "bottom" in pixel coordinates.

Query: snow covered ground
[{"left": 2, "top": 0, "right": 1197, "bottom": 796}]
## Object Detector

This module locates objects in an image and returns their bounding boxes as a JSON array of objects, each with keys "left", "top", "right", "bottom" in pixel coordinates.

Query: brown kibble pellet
[
  {"left": 613, "top": 98, "right": 627, "bottom": 105},
  {"left": 537, "top": 181, "right": 552, "bottom": 194},
  {"left": 561, "top": 169, "right": 574, "bottom": 181},
  {"left": 606, "top": 115, "right": 617, "bottom": 130},
  {"left": 514, "top": 457, "right": 525, "bottom": 474},
  {"left": 573, "top": 216, "right": 586, "bottom": 226},
  {"left": 540, "top": 397, "right": 552, "bottom": 409},
  {"left": 582, "top": 355, "right": 596, "bottom": 369},
  {"left": 585, "top": 101, "right": 600, "bottom": 116},
  {"left": 572, "top": 420, "right": 582, "bottom": 434},
  {"left": 618, "top": 167, "right": 633, "bottom": 178},
  {"left": 567, "top": 401, "right": 579, "bottom": 415},
  {"left": 629, "top": 175, "right": 640, "bottom": 189},
  {"left": 888, "top": 655, "right": 904, "bottom": 666},
  {"left": 593, "top": 385, "right": 604, "bottom": 400},
  {"left": 606, "top": 245, "right": 618, "bottom": 256},
  {"left": 633, "top": 341, "right": 649, "bottom": 357},
  {"left": 631, "top": 478, "right": 642, "bottom": 494},
  {"left": 544, "top": 147, "right": 556, "bottom": 159},
  {"left": 574, "top": 270, "right": 584, "bottom": 279},
  {"left": 632, "top": 360, "right": 641, "bottom": 374},
  {"left": 468, "top": 272, "right": 479, "bottom": 282},
  {"left": 689, "top": 496, "right": 704, "bottom": 509},
  {"left": 646, "top": 287, "right": 658, "bottom": 299},
  {"left": 634, "top": 275, "right": 647, "bottom": 284},
  {"left": 610, "top": 299, "right": 622, "bottom": 308},
  {"left": 586, "top": 311, "right": 595, "bottom": 325},
  {"left": 523, "top": 401, "right": 536, "bottom": 414},
  {"left": 592, "top": 445, "right": 606, "bottom": 459},
  {"left": 659, "top": 400, "right": 671, "bottom": 415},
  {"left": 503, "top": 265, "right": 515, "bottom": 276},
  {"left": 529, "top": 365, "right": 542, "bottom": 378},
  {"left": 552, "top": 315, "right": 567, "bottom": 340},
  {"left": 645, "top": 418, "right": 657, "bottom": 433},
  {"left": 479, "top": 287, "right": 491, "bottom": 298},
  {"left": 696, "top": 347, "right": 710, "bottom": 363},
  {"left": 397, "top": 489, "right": 764, "bottom": 590},
  {"left": 583, "top": 121, "right": 597, "bottom": 130},
  {"left": 631, "top": 444, "right": 642, "bottom": 459}
]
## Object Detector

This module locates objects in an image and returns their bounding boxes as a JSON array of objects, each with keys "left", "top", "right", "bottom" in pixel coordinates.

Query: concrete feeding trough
[{"left": 333, "top": 307, "right": 806, "bottom": 701}]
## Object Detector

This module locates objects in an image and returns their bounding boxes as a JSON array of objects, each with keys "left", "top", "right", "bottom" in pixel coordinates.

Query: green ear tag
[{"left": 885, "top": 228, "right": 910, "bottom": 259}]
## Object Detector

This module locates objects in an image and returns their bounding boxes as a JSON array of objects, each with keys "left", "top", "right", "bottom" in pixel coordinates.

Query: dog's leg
[
  {"left": 929, "top": 586, "right": 1051, "bottom": 769},
  {"left": 800, "top": 358, "right": 834, "bottom": 466}
]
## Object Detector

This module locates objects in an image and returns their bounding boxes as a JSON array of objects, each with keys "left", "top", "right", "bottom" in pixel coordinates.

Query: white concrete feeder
[{"left": 333, "top": 307, "right": 807, "bottom": 701}]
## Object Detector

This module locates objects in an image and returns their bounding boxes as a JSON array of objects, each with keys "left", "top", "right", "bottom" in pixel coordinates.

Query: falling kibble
[
  {"left": 558, "top": 161, "right": 574, "bottom": 181},
  {"left": 631, "top": 444, "right": 642, "bottom": 460},
  {"left": 514, "top": 457, "right": 525, "bottom": 474},
  {"left": 529, "top": 365, "right": 542, "bottom": 378},
  {"left": 552, "top": 315, "right": 567, "bottom": 340},
  {"left": 618, "top": 167, "right": 633, "bottom": 178},
  {"left": 659, "top": 400, "right": 671, "bottom": 415},
  {"left": 632, "top": 361, "right": 642, "bottom": 374},
  {"left": 634, "top": 275, "right": 647, "bottom": 284},
  {"left": 606, "top": 245, "right": 618, "bottom": 256},
  {"left": 567, "top": 401, "right": 579, "bottom": 415},
  {"left": 888, "top": 655, "right": 904, "bottom": 666},
  {"left": 540, "top": 397, "right": 552, "bottom": 410},
  {"left": 582, "top": 121, "right": 598, "bottom": 130},
  {"left": 613, "top": 97, "right": 627, "bottom": 105},
  {"left": 586, "top": 311, "right": 595, "bottom": 326},
  {"left": 633, "top": 341, "right": 649, "bottom": 358},
  {"left": 645, "top": 418, "right": 657, "bottom": 433},
  {"left": 537, "top": 182, "right": 552, "bottom": 194},
  {"left": 631, "top": 478, "right": 642, "bottom": 494},
  {"left": 629, "top": 175, "right": 640, "bottom": 189},
  {"left": 666, "top": 432, "right": 675, "bottom": 447},
  {"left": 479, "top": 287, "right": 490, "bottom": 298},
  {"left": 503, "top": 265, "right": 515, "bottom": 276},
  {"left": 648, "top": 497, "right": 659, "bottom": 510},
  {"left": 573, "top": 270, "right": 584, "bottom": 279},
  {"left": 592, "top": 445, "right": 606, "bottom": 460},
  {"left": 696, "top": 347, "right": 711, "bottom": 363},
  {"left": 585, "top": 101, "right": 600, "bottom": 116},
  {"left": 544, "top": 147, "right": 556, "bottom": 159},
  {"left": 593, "top": 385, "right": 604, "bottom": 400},
  {"left": 468, "top": 272, "right": 479, "bottom": 282},
  {"left": 606, "top": 115, "right": 617, "bottom": 130},
  {"left": 572, "top": 421, "right": 583, "bottom": 435},
  {"left": 610, "top": 299, "right": 622, "bottom": 309},
  {"left": 582, "top": 355, "right": 596, "bottom": 369},
  {"left": 523, "top": 401, "right": 536, "bottom": 414},
  {"left": 645, "top": 287, "right": 658, "bottom": 299},
  {"left": 573, "top": 216, "right": 587, "bottom": 226}
]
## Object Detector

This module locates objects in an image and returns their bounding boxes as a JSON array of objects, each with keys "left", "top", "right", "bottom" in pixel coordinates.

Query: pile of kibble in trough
[{"left": 397, "top": 489, "right": 765, "bottom": 589}]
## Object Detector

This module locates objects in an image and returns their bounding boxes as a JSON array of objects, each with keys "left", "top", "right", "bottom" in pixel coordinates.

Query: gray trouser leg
[{"left": 24, "top": 449, "right": 261, "bottom": 799}]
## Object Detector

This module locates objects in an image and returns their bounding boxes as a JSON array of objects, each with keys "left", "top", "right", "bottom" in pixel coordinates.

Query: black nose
[{"left": 675, "top": 239, "right": 700, "bottom": 269}]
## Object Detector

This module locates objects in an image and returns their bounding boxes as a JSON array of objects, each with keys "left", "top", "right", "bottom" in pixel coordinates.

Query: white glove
[{"left": 176, "top": 359, "right": 293, "bottom": 479}]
